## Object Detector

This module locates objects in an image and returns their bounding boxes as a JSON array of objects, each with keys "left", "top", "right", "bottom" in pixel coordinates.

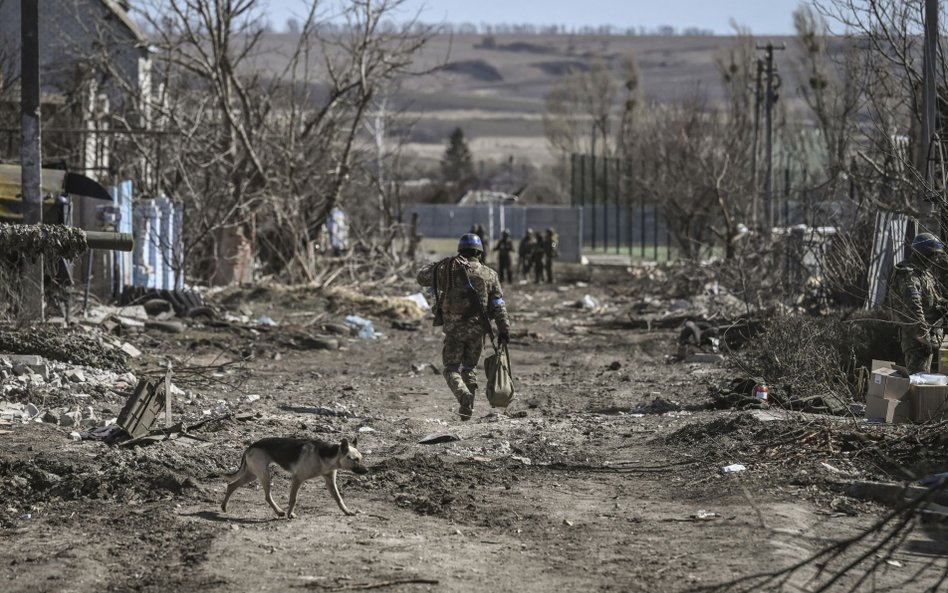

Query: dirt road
[{"left": 1, "top": 274, "right": 946, "bottom": 592}]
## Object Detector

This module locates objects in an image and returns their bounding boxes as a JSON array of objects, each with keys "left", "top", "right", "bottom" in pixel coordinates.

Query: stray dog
[{"left": 221, "top": 437, "right": 368, "bottom": 518}]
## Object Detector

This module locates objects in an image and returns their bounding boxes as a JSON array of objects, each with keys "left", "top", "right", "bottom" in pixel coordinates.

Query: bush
[{"left": 730, "top": 310, "right": 899, "bottom": 400}]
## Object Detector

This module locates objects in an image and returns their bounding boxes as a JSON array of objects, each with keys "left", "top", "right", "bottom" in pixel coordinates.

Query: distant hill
[{"left": 254, "top": 32, "right": 802, "bottom": 167}]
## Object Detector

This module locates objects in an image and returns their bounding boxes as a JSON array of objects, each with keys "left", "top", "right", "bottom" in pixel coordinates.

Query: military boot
[
  {"left": 444, "top": 367, "right": 474, "bottom": 421},
  {"left": 461, "top": 369, "right": 478, "bottom": 398}
]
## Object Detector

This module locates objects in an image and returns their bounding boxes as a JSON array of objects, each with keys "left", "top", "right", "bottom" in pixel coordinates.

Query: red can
[{"left": 752, "top": 383, "right": 769, "bottom": 401}]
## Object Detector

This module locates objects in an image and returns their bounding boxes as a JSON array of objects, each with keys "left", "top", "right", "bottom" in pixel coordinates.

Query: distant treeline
[{"left": 279, "top": 19, "right": 716, "bottom": 37}]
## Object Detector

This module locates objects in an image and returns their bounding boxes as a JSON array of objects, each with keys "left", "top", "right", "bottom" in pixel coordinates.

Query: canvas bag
[{"left": 484, "top": 344, "right": 515, "bottom": 408}]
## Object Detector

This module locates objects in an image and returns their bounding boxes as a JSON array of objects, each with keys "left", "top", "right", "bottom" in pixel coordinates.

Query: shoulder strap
[{"left": 459, "top": 261, "right": 498, "bottom": 352}]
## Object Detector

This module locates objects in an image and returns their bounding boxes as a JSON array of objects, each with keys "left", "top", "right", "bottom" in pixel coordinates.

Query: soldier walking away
[
  {"left": 888, "top": 232, "right": 948, "bottom": 374},
  {"left": 417, "top": 233, "right": 511, "bottom": 420},
  {"left": 470, "top": 224, "right": 488, "bottom": 263},
  {"left": 532, "top": 231, "right": 547, "bottom": 284},
  {"left": 518, "top": 229, "right": 536, "bottom": 279},
  {"left": 495, "top": 229, "right": 515, "bottom": 283},
  {"left": 542, "top": 227, "right": 559, "bottom": 283}
]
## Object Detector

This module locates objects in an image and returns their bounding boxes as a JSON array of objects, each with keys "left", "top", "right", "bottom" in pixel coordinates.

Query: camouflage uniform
[
  {"left": 495, "top": 234, "right": 515, "bottom": 283},
  {"left": 417, "top": 255, "right": 510, "bottom": 415},
  {"left": 888, "top": 257, "right": 945, "bottom": 373},
  {"left": 531, "top": 236, "right": 546, "bottom": 283},
  {"left": 543, "top": 229, "right": 559, "bottom": 283},
  {"left": 471, "top": 225, "right": 488, "bottom": 263},
  {"left": 518, "top": 232, "right": 536, "bottom": 278}
]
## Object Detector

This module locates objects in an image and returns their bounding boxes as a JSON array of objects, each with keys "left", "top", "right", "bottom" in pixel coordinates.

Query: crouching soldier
[
  {"left": 888, "top": 232, "right": 948, "bottom": 373},
  {"left": 417, "top": 233, "right": 511, "bottom": 420}
]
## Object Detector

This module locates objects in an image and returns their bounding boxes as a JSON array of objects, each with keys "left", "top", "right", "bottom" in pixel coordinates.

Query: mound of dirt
[
  {"left": 350, "top": 453, "right": 528, "bottom": 527},
  {"left": 440, "top": 59, "right": 503, "bottom": 81},
  {"left": 531, "top": 60, "right": 590, "bottom": 75},
  {"left": 0, "top": 324, "right": 129, "bottom": 371},
  {"left": 665, "top": 413, "right": 764, "bottom": 446}
]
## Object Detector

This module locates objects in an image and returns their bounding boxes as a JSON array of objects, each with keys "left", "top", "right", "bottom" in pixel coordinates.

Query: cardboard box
[
  {"left": 865, "top": 394, "right": 912, "bottom": 424},
  {"left": 867, "top": 361, "right": 911, "bottom": 401},
  {"left": 909, "top": 384, "right": 948, "bottom": 423},
  {"left": 938, "top": 348, "right": 948, "bottom": 374}
]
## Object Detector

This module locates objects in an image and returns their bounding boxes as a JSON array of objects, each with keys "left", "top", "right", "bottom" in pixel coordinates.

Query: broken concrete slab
[
  {"left": 64, "top": 369, "right": 86, "bottom": 383},
  {"left": 120, "top": 343, "right": 142, "bottom": 358},
  {"left": 1, "top": 354, "right": 42, "bottom": 366}
]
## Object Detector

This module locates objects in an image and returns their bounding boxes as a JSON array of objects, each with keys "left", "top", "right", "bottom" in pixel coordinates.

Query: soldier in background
[
  {"left": 531, "top": 231, "right": 546, "bottom": 283},
  {"left": 470, "top": 224, "right": 488, "bottom": 263},
  {"left": 495, "top": 229, "right": 515, "bottom": 283},
  {"left": 888, "top": 232, "right": 948, "bottom": 373},
  {"left": 518, "top": 228, "right": 536, "bottom": 279},
  {"left": 542, "top": 227, "right": 559, "bottom": 283},
  {"left": 417, "top": 233, "right": 510, "bottom": 420}
]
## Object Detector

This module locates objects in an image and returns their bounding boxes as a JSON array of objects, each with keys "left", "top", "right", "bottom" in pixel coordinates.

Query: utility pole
[
  {"left": 590, "top": 123, "right": 597, "bottom": 250},
  {"left": 20, "top": 0, "right": 43, "bottom": 321},
  {"left": 751, "top": 58, "right": 763, "bottom": 228},
  {"left": 756, "top": 41, "right": 784, "bottom": 239},
  {"left": 921, "top": 0, "right": 940, "bottom": 237}
]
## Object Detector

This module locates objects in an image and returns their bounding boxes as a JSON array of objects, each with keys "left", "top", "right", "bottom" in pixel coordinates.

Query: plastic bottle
[{"left": 752, "top": 383, "right": 769, "bottom": 401}]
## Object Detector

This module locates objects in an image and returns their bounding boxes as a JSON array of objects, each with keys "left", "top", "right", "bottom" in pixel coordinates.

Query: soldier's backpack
[{"left": 484, "top": 344, "right": 515, "bottom": 408}]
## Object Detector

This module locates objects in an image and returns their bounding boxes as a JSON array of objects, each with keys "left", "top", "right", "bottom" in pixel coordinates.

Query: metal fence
[
  {"left": 403, "top": 203, "right": 584, "bottom": 262},
  {"left": 570, "top": 153, "right": 821, "bottom": 259}
]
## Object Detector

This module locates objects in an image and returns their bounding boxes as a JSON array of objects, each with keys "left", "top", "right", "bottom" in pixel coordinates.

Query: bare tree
[
  {"left": 543, "top": 58, "right": 618, "bottom": 160},
  {"left": 73, "top": 0, "right": 436, "bottom": 283},
  {"left": 792, "top": 5, "right": 865, "bottom": 197}
]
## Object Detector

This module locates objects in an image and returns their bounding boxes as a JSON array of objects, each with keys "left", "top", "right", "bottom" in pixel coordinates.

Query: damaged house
[{"left": 0, "top": 1, "right": 182, "bottom": 296}]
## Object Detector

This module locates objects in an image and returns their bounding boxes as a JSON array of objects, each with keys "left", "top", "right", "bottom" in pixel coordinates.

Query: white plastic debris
[
  {"left": 357, "top": 426, "right": 376, "bottom": 433},
  {"left": 580, "top": 295, "right": 600, "bottom": 310},
  {"left": 69, "top": 431, "right": 82, "bottom": 441},
  {"left": 345, "top": 315, "right": 376, "bottom": 339},
  {"left": 721, "top": 464, "right": 747, "bottom": 474},
  {"left": 909, "top": 373, "right": 948, "bottom": 386},
  {"left": 403, "top": 292, "right": 431, "bottom": 311},
  {"left": 256, "top": 315, "right": 278, "bottom": 326}
]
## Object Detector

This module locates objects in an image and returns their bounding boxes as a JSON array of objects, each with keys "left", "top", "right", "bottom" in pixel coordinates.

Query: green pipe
[{"left": 85, "top": 231, "right": 133, "bottom": 252}]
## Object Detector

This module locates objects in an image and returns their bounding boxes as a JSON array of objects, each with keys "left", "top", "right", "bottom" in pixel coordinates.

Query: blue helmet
[
  {"left": 458, "top": 233, "right": 483, "bottom": 253},
  {"left": 912, "top": 232, "right": 945, "bottom": 256}
]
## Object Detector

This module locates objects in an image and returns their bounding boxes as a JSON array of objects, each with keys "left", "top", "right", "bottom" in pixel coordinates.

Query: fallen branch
[{"left": 299, "top": 578, "right": 439, "bottom": 590}]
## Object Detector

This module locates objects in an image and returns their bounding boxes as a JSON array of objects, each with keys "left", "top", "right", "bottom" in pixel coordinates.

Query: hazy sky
[{"left": 265, "top": 0, "right": 806, "bottom": 35}]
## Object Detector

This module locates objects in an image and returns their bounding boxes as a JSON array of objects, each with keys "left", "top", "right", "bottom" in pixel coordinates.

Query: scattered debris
[
  {"left": 690, "top": 510, "right": 720, "bottom": 520},
  {"left": 418, "top": 433, "right": 461, "bottom": 445},
  {"left": 116, "top": 378, "right": 170, "bottom": 440},
  {"left": 721, "top": 464, "right": 747, "bottom": 474},
  {"left": 345, "top": 315, "right": 376, "bottom": 339},
  {"left": 411, "top": 362, "right": 440, "bottom": 375}
]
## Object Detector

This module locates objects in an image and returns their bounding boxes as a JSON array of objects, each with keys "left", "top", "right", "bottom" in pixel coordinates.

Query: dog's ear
[
  {"left": 351, "top": 436, "right": 358, "bottom": 449},
  {"left": 340, "top": 438, "right": 349, "bottom": 454}
]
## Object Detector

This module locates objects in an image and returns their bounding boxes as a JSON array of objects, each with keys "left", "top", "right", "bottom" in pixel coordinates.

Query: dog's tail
[{"left": 221, "top": 452, "right": 247, "bottom": 480}]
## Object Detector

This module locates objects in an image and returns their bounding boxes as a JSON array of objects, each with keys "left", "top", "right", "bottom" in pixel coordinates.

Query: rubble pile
[
  {"left": 326, "top": 286, "right": 428, "bottom": 321},
  {"left": 0, "top": 222, "right": 87, "bottom": 261},
  {"left": 0, "top": 353, "right": 136, "bottom": 432},
  {"left": 0, "top": 324, "right": 130, "bottom": 371}
]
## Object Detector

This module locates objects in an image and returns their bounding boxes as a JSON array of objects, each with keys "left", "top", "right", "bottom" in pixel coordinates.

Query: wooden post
[{"left": 164, "top": 363, "right": 172, "bottom": 428}]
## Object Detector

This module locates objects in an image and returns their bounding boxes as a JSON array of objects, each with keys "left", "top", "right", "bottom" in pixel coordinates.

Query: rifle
[{"left": 459, "top": 259, "right": 499, "bottom": 353}]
